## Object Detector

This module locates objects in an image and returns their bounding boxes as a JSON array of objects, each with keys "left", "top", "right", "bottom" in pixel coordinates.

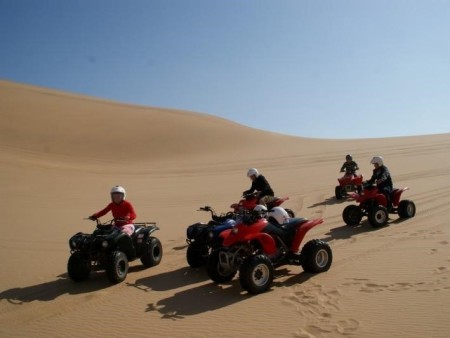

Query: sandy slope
[{"left": 0, "top": 80, "right": 449, "bottom": 338}]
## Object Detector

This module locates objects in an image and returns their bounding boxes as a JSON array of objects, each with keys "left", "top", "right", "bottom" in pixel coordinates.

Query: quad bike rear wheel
[
  {"left": 239, "top": 254, "right": 274, "bottom": 294},
  {"left": 206, "top": 249, "right": 237, "bottom": 283},
  {"left": 301, "top": 239, "right": 333, "bottom": 273},
  {"left": 186, "top": 242, "right": 208, "bottom": 268},
  {"left": 335, "top": 186, "right": 344, "bottom": 200},
  {"left": 67, "top": 252, "right": 91, "bottom": 282},
  {"left": 368, "top": 205, "right": 388, "bottom": 228},
  {"left": 343, "top": 205, "right": 363, "bottom": 226},
  {"left": 106, "top": 251, "right": 129, "bottom": 284},
  {"left": 141, "top": 237, "right": 163, "bottom": 268},
  {"left": 398, "top": 200, "right": 416, "bottom": 219}
]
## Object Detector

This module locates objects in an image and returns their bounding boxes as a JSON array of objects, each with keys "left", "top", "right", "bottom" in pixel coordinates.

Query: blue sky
[{"left": 1, "top": 0, "right": 449, "bottom": 138}]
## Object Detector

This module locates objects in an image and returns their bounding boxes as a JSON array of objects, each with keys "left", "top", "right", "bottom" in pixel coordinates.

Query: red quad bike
[
  {"left": 335, "top": 174, "right": 363, "bottom": 200},
  {"left": 231, "top": 192, "right": 295, "bottom": 218},
  {"left": 342, "top": 183, "right": 416, "bottom": 228},
  {"left": 206, "top": 212, "right": 332, "bottom": 294}
]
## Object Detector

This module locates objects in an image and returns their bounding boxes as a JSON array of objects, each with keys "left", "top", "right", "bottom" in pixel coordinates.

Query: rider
[
  {"left": 89, "top": 186, "right": 137, "bottom": 236},
  {"left": 366, "top": 156, "right": 394, "bottom": 211},
  {"left": 243, "top": 168, "right": 276, "bottom": 207},
  {"left": 340, "top": 154, "right": 359, "bottom": 176}
]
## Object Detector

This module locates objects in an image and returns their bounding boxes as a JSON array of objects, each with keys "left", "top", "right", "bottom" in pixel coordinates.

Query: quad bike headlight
[
  {"left": 101, "top": 240, "right": 109, "bottom": 248},
  {"left": 231, "top": 227, "right": 238, "bottom": 235},
  {"left": 69, "top": 239, "right": 78, "bottom": 250}
]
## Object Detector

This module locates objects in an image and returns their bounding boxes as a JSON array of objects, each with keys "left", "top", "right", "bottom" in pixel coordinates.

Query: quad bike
[
  {"left": 335, "top": 173, "right": 363, "bottom": 200},
  {"left": 342, "top": 183, "right": 416, "bottom": 228},
  {"left": 206, "top": 212, "right": 332, "bottom": 294},
  {"left": 231, "top": 192, "right": 295, "bottom": 218},
  {"left": 67, "top": 218, "right": 163, "bottom": 284},
  {"left": 186, "top": 206, "right": 237, "bottom": 268}
]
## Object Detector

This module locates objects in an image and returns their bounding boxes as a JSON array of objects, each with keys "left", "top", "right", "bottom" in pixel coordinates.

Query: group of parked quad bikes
[{"left": 67, "top": 157, "right": 416, "bottom": 295}]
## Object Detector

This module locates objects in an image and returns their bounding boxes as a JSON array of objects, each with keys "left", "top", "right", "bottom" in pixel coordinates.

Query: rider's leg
[
  {"left": 117, "top": 224, "right": 135, "bottom": 236},
  {"left": 258, "top": 195, "right": 276, "bottom": 207}
]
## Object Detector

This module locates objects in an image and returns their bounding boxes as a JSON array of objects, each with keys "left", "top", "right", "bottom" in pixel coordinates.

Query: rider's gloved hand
[{"left": 88, "top": 215, "right": 97, "bottom": 221}]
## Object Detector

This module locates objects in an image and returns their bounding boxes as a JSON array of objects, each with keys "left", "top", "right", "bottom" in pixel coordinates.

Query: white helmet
[
  {"left": 253, "top": 205, "right": 268, "bottom": 213},
  {"left": 268, "top": 207, "right": 290, "bottom": 225},
  {"left": 111, "top": 185, "right": 126, "bottom": 199},
  {"left": 370, "top": 156, "right": 384, "bottom": 166},
  {"left": 247, "top": 168, "right": 260, "bottom": 177}
]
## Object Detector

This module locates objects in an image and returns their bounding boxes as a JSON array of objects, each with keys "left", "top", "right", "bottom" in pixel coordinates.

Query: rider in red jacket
[{"left": 89, "top": 186, "right": 136, "bottom": 236}]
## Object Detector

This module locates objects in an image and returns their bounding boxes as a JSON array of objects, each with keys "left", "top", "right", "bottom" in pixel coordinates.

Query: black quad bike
[
  {"left": 68, "top": 219, "right": 163, "bottom": 284},
  {"left": 186, "top": 206, "right": 237, "bottom": 268}
]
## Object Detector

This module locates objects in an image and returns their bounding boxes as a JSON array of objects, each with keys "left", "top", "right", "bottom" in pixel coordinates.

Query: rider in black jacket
[
  {"left": 243, "top": 168, "right": 275, "bottom": 206},
  {"left": 366, "top": 156, "right": 394, "bottom": 210},
  {"left": 340, "top": 154, "right": 359, "bottom": 175}
]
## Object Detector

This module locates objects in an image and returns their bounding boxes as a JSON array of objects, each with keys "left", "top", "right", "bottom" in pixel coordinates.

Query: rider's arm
[
  {"left": 376, "top": 167, "right": 390, "bottom": 184},
  {"left": 340, "top": 163, "right": 346, "bottom": 172},
  {"left": 244, "top": 181, "right": 257, "bottom": 195},
  {"left": 367, "top": 171, "right": 377, "bottom": 184},
  {"left": 353, "top": 162, "right": 359, "bottom": 170},
  {"left": 259, "top": 177, "right": 273, "bottom": 196},
  {"left": 125, "top": 201, "right": 137, "bottom": 222},
  {"left": 93, "top": 203, "right": 113, "bottom": 218}
]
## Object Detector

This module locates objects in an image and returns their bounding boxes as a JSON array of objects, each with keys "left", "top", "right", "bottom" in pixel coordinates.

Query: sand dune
[{"left": 0, "top": 80, "right": 449, "bottom": 337}]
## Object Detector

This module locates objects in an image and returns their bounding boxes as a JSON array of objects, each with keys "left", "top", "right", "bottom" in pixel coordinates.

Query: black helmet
[{"left": 346, "top": 154, "right": 352, "bottom": 161}]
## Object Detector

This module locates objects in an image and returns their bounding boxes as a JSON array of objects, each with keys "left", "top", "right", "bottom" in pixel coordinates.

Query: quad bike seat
[{"left": 279, "top": 218, "right": 308, "bottom": 232}]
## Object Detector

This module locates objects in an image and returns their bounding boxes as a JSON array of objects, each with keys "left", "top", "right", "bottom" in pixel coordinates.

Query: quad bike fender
[
  {"left": 219, "top": 229, "right": 234, "bottom": 246},
  {"left": 144, "top": 224, "right": 160, "bottom": 236},
  {"left": 291, "top": 218, "right": 324, "bottom": 252},
  {"left": 353, "top": 175, "right": 363, "bottom": 185},
  {"left": 392, "top": 187, "right": 409, "bottom": 206},
  {"left": 276, "top": 196, "right": 290, "bottom": 203},
  {"left": 113, "top": 233, "right": 136, "bottom": 259},
  {"left": 243, "top": 232, "right": 277, "bottom": 255}
]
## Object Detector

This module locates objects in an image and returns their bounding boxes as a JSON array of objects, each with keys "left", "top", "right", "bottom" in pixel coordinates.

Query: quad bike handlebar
[
  {"left": 243, "top": 192, "right": 259, "bottom": 199},
  {"left": 198, "top": 206, "right": 237, "bottom": 222}
]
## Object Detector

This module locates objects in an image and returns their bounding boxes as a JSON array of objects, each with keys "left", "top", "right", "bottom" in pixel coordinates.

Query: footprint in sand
[
  {"left": 360, "top": 283, "right": 389, "bottom": 293},
  {"left": 336, "top": 319, "right": 360, "bottom": 335},
  {"left": 438, "top": 240, "right": 448, "bottom": 245},
  {"left": 293, "top": 328, "right": 316, "bottom": 338},
  {"left": 434, "top": 266, "right": 448, "bottom": 274},
  {"left": 387, "top": 282, "right": 413, "bottom": 292}
]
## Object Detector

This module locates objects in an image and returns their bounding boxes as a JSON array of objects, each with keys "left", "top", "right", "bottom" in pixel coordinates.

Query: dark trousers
[{"left": 380, "top": 186, "right": 393, "bottom": 210}]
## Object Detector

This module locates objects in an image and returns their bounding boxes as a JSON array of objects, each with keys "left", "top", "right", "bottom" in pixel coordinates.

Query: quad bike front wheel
[
  {"left": 141, "top": 237, "right": 163, "bottom": 268},
  {"left": 206, "top": 249, "right": 237, "bottom": 283},
  {"left": 368, "top": 205, "right": 389, "bottom": 228},
  {"left": 106, "top": 251, "right": 129, "bottom": 284},
  {"left": 239, "top": 254, "right": 274, "bottom": 295},
  {"left": 301, "top": 239, "right": 333, "bottom": 273},
  {"left": 67, "top": 252, "right": 91, "bottom": 282},
  {"left": 186, "top": 242, "right": 208, "bottom": 268},
  {"left": 398, "top": 200, "right": 416, "bottom": 219},
  {"left": 342, "top": 205, "right": 363, "bottom": 226},
  {"left": 335, "top": 186, "right": 344, "bottom": 200}
]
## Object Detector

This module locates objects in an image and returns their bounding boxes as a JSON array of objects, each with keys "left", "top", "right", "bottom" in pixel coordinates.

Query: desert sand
[{"left": 0, "top": 80, "right": 449, "bottom": 337}]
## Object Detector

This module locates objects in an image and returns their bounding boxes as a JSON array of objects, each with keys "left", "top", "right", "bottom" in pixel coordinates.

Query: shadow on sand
[
  {"left": 128, "top": 266, "right": 210, "bottom": 292},
  {"left": 135, "top": 267, "right": 316, "bottom": 319},
  {"left": 0, "top": 273, "right": 111, "bottom": 305},
  {"left": 308, "top": 196, "right": 348, "bottom": 209},
  {"left": 322, "top": 216, "right": 405, "bottom": 242}
]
